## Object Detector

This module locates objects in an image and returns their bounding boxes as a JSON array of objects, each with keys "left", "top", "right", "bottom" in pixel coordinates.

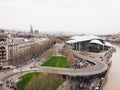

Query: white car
[
  {"left": 0, "top": 80, "right": 3, "bottom": 85},
  {"left": 32, "top": 58, "right": 35, "bottom": 61},
  {"left": 13, "top": 69, "right": 19, "bottom": 73}
]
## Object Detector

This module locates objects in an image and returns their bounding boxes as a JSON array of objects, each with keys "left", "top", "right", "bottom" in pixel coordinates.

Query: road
[{"left": 0, "top": 60, "right": 37, "bottom": 90}]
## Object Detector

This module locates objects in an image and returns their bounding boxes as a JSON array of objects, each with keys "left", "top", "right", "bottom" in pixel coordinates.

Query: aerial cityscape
[
  {"left": 0, "top": 0, "right": 120, "bottom": 90},
  {"left": 0, "top": 26, "right": 119, "bottom": 90}
]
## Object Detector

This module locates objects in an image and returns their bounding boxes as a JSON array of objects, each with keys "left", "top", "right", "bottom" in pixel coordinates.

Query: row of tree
[
  {"left": 10, "top": 39, "right": 54, "bottom": 67},
  {"left": 60, "top": 47, "right": 75, "bottom": 67}
]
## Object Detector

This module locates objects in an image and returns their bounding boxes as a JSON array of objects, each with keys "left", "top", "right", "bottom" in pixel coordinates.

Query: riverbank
[
  {"left": 100, "top": 62, "right": 111, "bottom": 90},
  {"left": 103, "top": 45, "right": 120, "bottom": 90},
  {"left": 96, "top": 46, "right": 115, "bottom": 90}
]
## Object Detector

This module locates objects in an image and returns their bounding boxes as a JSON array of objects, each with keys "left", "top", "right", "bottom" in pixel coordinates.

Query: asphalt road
[{"left": 0, "top": 60, "right": 37, "bottom": 90}]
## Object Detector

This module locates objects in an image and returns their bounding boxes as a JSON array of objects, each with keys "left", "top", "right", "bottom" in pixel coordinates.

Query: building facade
[
  {"left": 66, "top": 35, "right": 112, "bottom": 53},
  {"left": 0, "top": 30, "right": 49, "bottom": 68},
  {"left": 34, "top": 30, "right": 39, "bottom": 34}
]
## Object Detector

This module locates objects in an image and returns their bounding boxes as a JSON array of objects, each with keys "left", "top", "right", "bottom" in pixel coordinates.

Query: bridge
[{"left": 36, "top": 52, "right": 108, "bottom": 76}]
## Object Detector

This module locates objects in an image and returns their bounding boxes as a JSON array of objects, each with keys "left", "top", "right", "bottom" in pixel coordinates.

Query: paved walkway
[
  {"left": 37, "top": 43, "right": 108, "bottom": 76},
  {"left": 37, "top": 51, "right": 108, "bottom": 76}
]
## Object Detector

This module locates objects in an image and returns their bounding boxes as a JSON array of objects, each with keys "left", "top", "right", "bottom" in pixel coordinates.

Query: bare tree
[{"left": 61, "top": 47, "right": 75, "bottom": 67}]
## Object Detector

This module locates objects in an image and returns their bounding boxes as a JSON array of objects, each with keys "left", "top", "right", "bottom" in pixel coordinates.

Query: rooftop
[{"left": 66, "top": 35, "right": 103, "bottom": 44}]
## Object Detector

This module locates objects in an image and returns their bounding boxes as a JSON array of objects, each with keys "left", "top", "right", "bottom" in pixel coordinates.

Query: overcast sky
[{"left": 0, "top": 0, "right": 120, "bottom": 34}]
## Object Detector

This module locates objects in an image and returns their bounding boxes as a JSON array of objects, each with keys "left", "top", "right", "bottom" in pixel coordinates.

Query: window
[{"left": 0, "top": 46, "right": 6, "bottom": 60}]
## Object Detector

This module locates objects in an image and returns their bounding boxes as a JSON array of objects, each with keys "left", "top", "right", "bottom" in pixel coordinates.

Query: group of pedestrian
[
  {"left": 74, "top": 55, "right": 90, "bottom": 69},
  {"left": 102, "top": 47, "right": 115, "bottom": 63},
  {"left": 65, "top": 73, "right": 106, "bottom": 90}
]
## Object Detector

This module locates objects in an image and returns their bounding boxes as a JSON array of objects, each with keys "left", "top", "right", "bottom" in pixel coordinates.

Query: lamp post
[{"left": 20, "top": 65, "right": 22, "bottom": 78}]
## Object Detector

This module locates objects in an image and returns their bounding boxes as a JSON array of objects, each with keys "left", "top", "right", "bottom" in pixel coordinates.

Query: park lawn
[
  {"left": 17, "top": 72, "right": 39, "bottom": 90},
  {"left": 17, "top": 73, "right": 65, "bottom": 90},
  {"left": 41, "top": 56, "right": 70, "bottom": 68}
]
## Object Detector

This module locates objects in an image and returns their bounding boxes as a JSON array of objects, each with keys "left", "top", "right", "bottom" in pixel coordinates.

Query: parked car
[{"left": 0, "top": 80, "right": 3, "bottom": 86}]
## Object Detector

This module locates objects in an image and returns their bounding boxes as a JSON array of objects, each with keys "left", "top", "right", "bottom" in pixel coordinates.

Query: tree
[{"left": 61, "top": 47, "right": 75, "bottom": 67}]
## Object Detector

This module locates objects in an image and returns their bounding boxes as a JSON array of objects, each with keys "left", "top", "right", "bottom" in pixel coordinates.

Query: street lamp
[{"left": 20, "top": 65, "right": 22, "bottom": 78}]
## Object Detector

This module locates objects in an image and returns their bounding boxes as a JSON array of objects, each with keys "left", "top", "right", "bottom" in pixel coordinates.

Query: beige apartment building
[{"left": 0, "top": 30, "right": 49, "bottom": 68}]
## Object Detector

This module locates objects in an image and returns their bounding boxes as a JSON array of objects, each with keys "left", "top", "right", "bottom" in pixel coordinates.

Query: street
[{"left": 0, "top": 60, "right": 38, "bottom": 90}]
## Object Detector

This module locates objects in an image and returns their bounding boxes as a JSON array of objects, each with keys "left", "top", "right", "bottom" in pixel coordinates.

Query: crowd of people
[
  {"left": 102, "top": 47, "right": 115, "bottom": 64},
  {"left": 59, "top": 48, "right": 115, "bottom": 90},
  {"left": 73, "top": 55, "right": 91, "bottom": 69},
  {"left": 62, "top": 72, "right": 106, "bottom": 90}
]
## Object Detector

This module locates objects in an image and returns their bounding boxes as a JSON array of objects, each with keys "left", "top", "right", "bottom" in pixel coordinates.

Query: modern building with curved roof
[{"left": 66, "top": 35, "right": 112, "bottom": 52}]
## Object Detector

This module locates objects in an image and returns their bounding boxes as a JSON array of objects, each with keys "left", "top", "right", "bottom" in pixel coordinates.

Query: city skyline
[{"left": 0, "top": 0, "right": 120, "bottom": 34}]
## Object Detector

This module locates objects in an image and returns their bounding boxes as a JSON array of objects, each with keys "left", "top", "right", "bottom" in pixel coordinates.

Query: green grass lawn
[
  {"left": 17, "top": 72, "right": 39, "bottom": 90},
  {"left": 17, "top": 73, "right": 64, "bottom": 90},
  {"left": 41, "top": 56, "right": 70, "bottom": 68}
]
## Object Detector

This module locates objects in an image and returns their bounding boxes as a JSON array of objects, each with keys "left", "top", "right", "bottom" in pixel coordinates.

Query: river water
[{"left": 103, "top": 45, "right": 120, "bottom": 90}]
